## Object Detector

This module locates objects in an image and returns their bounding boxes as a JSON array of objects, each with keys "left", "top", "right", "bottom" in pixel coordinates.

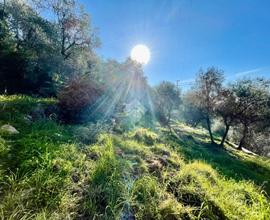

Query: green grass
[
  {"left": 167, "top": 123, "right": 270, "bottom": 194},
  {"left": 0, "top": 95, "right": 269, "bottom": 219}
]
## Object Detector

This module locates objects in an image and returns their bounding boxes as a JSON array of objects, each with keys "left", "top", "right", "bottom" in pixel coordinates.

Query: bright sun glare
[{"left": 130, "top": 44, "right": 151, "bottom": 65}]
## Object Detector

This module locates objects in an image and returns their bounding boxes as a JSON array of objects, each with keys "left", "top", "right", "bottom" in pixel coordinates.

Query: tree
[
  {"left": 50, "top": 0, "right": 100, "bottom": 60},
  {"left": 0, "top": 0, "right": 60, "bottom": 95},
  {"left": 32, "top": 0, "right": 100, "bottom": 80},
  {"left": 231, "top": 78, "right": 270, "bottom": 150},
  {"left": 215, "top": 89, "right": 238, "bottom": 146},
  {"left": 182, "top": 91, "right": 206, "bottom": 127},
  {"left": 246, "top": 127, "right": 270, "bottom": 156},
  {"left": 154, "top": 81, "right": 181, "bottom": 130},
  {"left": 191, "top": 67, "right": 224, "bottom": 144},
  {"left": 0, "top": 0, "right": 99, "bottom": 96}
]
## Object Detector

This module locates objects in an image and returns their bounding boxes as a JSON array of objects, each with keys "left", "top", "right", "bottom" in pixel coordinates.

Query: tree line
[{"left": 159, "top": 68, "right": 270, "bottom": 155}]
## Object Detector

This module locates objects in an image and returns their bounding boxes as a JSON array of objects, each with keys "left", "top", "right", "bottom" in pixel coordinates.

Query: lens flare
[{"left": 131, "top": 44, "right": 151, "bottom": 64}]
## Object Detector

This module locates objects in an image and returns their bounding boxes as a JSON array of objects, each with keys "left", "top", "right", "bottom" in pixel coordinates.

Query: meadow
[{"left": 0, "top": 95, "right": 269, "bottom": 220}]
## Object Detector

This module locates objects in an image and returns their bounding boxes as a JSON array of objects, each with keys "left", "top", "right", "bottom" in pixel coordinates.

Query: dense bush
[{"left": 58, "top": 76, "right": 104, "bottom": 123}]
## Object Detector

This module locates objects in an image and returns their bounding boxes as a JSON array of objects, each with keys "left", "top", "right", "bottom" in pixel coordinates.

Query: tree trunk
[
  {"left": 166, "top": 108, "right": 172, "bottom": 133},
  {"left": 220, "top": 123, "right": 230, "bottom": 147},
  {"left": 206, "top": 116, "right": 215, "bottom": 144},
  {"left": 238, "top": 125, "right": 248, "bottom": 150}
]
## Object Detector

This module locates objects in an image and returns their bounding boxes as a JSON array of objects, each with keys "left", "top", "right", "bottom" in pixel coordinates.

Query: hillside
[{"left": 0, "top": 95, "right": 269, "bottom": 220}]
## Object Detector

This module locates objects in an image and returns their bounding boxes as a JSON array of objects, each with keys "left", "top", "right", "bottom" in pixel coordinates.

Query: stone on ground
[{"left": 0, "top": 124, "right": 19, "bottom": 134}]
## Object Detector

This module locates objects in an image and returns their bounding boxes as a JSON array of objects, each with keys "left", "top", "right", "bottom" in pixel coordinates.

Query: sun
[{"left": 130, "top": 44, "right": 151, "bottom": 65}]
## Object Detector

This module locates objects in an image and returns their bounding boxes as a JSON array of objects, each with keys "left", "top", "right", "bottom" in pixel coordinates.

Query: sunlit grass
[{"left": 0, "top": 95, "right": 269, "bottom": 219}]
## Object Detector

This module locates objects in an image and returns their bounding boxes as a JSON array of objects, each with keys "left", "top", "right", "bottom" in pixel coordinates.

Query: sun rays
[{"left": 85, "top": 60, "right": 155, "bottom": 126}]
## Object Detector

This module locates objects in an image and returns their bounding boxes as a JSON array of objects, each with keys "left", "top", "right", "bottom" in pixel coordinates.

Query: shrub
[{"left": 58, "top": 76, "right": 104, "bottom": 123}]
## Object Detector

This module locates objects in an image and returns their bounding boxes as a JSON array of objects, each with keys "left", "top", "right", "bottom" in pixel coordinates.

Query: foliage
[
  {"left": 154, "top": 81, "right": 181, "bottom": 129},
  {"left": 230, "top": 78, "right": 270, "bottom": 150},
  {"left": 92, "top": 58, "right": 154, "bottom": 130},
  {"left": 188, "top": 67, "right": 224, "bottom": 144},
  {"left": 212, "top": 119, "right": 226, "bottom": 136},
  {"left": 215, "top": 88, "right": 239, "bottom": 146},
  {"left": 181, "top": 91, "right": 206, "bottom": 128},
  {"left": 0, "top": 0, "right": 99, "bottom": 96},
  {"left": 49, "top": 0, "right": 100, "bottom": 60},
  {"left": 58, "top": 76, "right": 104, "bottom": 123},
  {"left": 0, "top": 0, "right": 270, "bottom": 216},
  {"left": 252, "top": 132, "right": 270, "bottom": 157},
  {"left": 0, "top": 0, "right": 60, "bottom": 95}
]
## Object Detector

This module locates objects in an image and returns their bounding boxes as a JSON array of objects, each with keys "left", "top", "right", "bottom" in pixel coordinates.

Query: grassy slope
[{"left": 0, "top": 95, "right": 269, "bottom": 220}]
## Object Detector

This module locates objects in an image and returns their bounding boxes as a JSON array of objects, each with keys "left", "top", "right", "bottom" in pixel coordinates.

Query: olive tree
[
  {"left": 154, "top": 81, "right": 181, "bottom": 130},
  {"left": 190, "top": 67, "right": 224, "bottom": 144},
  {"left": 230, "top": 78, "right": 270, "bottom": 150}
]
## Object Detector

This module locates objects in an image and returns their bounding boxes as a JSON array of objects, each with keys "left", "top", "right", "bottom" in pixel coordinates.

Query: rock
[{"left": 0, "top": 124, "right": 19, "bottom": 134}]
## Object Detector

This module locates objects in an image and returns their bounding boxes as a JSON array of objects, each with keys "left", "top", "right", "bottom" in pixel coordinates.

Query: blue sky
[{"left": 80, "top": 0, "right": 270, "bottom": 87}]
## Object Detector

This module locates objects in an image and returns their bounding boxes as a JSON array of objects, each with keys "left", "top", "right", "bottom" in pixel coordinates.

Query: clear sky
[{"left": 80, "top": 0, "right": 270, "bottom": 87}]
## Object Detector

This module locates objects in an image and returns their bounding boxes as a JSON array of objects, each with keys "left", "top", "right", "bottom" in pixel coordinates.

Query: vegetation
[
  {"left": 0, "top": 95, "right": 269, "bottom": 219},
  {"left": 185, "top": 67, "right": 224, "bottom": 144},
  {"left": 0, "top": 0, "right": 98, "bottom": 96},
  {"left": 58, "top": 76, "right": 104, "bottom": 123},
  {"left": 182, "top": 70, "right": 270, "bottom": 155},
  {"left": 154, "top": 81, "right": 181, "bottom": 130},
  {"left": 0, "top": 0, "right": 270, "bottom": 219}
]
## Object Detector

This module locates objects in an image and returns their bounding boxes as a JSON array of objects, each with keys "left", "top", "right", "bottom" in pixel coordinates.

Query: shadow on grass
[{"left": 164, "top": 129, "right": 270, "bottom": 195}]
